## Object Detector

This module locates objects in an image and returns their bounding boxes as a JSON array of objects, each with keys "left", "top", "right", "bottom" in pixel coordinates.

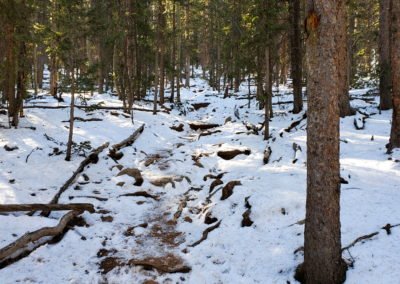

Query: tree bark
[
  {"left": 298, "top": 1, "right": 347, "bottom": 283},
  {"left": 379, "top": 0, "right": 393, "bottom": 110},
  {"left": 389, "top": 0, "right": 400, "bottom": 150},
  {"left": 289, "top": 0, "right": 303, "bottom": 114},
  {"left": 65, "top": 69, "right": 76, "bottom": 161},
  {"left": 338, "top": 2, "right": 355, "bottom": 117}
]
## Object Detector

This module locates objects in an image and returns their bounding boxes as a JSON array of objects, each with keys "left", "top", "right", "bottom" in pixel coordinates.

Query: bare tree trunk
[
  {"left": 184, "top": 2, "right": 190, "bottom": 88},
  {"left": 388, "top": 0, "right": 400, "bottom": 150},
  {"left": 15, "top": 34, "right": 27, "bottom": 126},
  {"left": 170, "top": 1, "right": 177, "bottom": 103},
  {"left": 49, "top": 54, "right": 58, "bottom": 99},
  {"left": 65, "top": 69, "right": 76, "bottom": 161},
  {"left": 379, "top": 0, "right": 393, "bottom": 110},
  {"left": 158, "top": 0, "right": 166, "bottom": 105},
  {"left": 264, "top": 46, "right": 271, "bottom": 140},
  {"left": 296, "top": 1, "right": 348, "bottom": 283},
  {"left": 290, "top": 0, "right": 303, "bottom": 114},
  {"left": 339, "top": 2, "right": 355, "bottom": 117},
  {"left": 4, "top": 21, "right": 16, "bottom": 127},
  {"left": 33, "top": 44, "right": 38, "bottom": 97}
]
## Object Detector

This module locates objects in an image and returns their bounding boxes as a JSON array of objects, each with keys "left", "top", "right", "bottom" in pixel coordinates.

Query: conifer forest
[{"left": 0, "top": 0, "right": 400, "bottom": 283}]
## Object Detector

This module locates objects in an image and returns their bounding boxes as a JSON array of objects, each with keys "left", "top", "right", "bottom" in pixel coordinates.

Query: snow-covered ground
[{"left": 0, "top": 74, "right": 399, "bottom": 283}]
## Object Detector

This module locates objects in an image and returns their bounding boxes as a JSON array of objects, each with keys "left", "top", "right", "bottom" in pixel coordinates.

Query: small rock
[
  {"left": 184, "top": 216, "right": 193, "bottom": 223},
  {"left": 4, "top": 144, "right": 18, "bottom": 152},
  {"left": 117, "top": 168, "right": 144, "bottom": 186}
]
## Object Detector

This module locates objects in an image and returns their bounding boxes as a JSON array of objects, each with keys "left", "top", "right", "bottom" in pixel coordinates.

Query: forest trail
[{"left": 0, "top": 76, "right": 400, "bottom": 283}]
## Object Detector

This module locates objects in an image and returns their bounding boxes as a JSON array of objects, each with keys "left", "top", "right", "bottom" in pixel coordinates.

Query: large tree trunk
[
  {"left": 298, "top": 1, "right": 347, "bottom": 283},
  {"left": 389, "top": 0, "right": 400, "bottom": 150},
  {"left": 379, "top": 0, "right": 393, "bottom": 110},
  {"left": 289, "top": 0, "right": 303, "bottom": 114},
  {"left": 338, "top": 2, "right": 355, "bottom": 117}
]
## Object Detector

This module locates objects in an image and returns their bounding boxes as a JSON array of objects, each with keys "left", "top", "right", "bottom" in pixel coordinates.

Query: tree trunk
[
  {"left": 290, "top": 0, "right": 303, "bottom": 114},
  {"left": 388, "top": 0, "right": 400, "bottom": 150},
  {"left": 65, "top": 69, "right": 76, "bottom": 161},
  {"left": 158, "top": 0, "right": 166, "bottom": 105},
  {"left": 298, "top": 1, "right": 347, "bottom": 283},
  {"left": 49, "top": 54, "right": 58, "bottom": 99},
  {"left": 4, "top": 21, "right": 16, "bottom": 127},
  {"left": 264, "top": 46, "right": 271, "bottom": 140},
  {"left": 379, "top": 0, "right": 393, "bottom": 110},
  {"left": 338, "top": 2, "right": 355, "bottom": 117}
]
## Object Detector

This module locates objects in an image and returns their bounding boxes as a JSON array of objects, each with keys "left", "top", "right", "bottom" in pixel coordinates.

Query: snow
[{"left": 0, "top": 72, "right": 399, "bottom": 283}]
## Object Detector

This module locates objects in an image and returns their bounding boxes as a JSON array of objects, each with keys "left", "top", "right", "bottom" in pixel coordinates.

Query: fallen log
[
  {"left": 119, "top": 192, "right": 159, "bottom": 201},
  {"left": 191, "top": 103, "right": 210, "bottom": 110},
  {"left": 0, "top": 203, "right": 94, "bottom": 213},
  {"left": 38, "top": 141, "right": 110, "bottom": 216},
  {"left": 0, "top": 211, "right": 81, "bottom": 268},
  {"left": 62, "top": 117, "right": 103, "bottom": 123},
  {"left": 10, "top": 105, "right": 164, "bottom": 113},
  {"left": 198, "top": 130, "right": 222, "bottom": 139},
  {"left": 110, "top": 124, "right": 145, "bottom": 153},
  {"left": 189, "top": 122, "right": 220, "bottom": 131}
]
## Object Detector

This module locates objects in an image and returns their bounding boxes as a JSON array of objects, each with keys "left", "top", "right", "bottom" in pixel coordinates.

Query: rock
[
  {"left": 263, "top": 147, "right": 272, "bottom": 164},
  {"left": 224, "top": 116, "right": 232, "bottom": 124},
  {"left": 210, "top": 179, "right": 223, "bottom": 192},
  {"left": 204, "top": 212, "right": 218, "bottom": 224},
  {"left": 184, "top": 216, "right": 193, "bottom": 223},
  {"left": 170, "top": 123, "right": 185, "bottom": 132},
  {"left": 217, "top": 149, "right": 251, "bottom": 160},
  {"left": 116, "top": 182, "right": 125, "bottom": 187},
  {"left": 101, "top": 215, "right": 114, "bottom": 223},
  {"left": 241, "top": 210, "right": 253, "bottom": 227},
  {"left": 4, "top": 144, "right": 18, "bottom": 152},
  {"left": 117, "top": 168, "right": 144, "bottom": 186},
  {"left": 192, "top": 102, "right": 210, "bottom": 110},
  {"left": 221, "top": 181, "right": 242, "bottom": 200},
  {"left": 128, "top": 254, "right": 191, "bottom": 273}
]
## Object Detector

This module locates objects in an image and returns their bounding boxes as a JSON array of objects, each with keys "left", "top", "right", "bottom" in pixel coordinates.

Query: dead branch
[
  {"left": 37, "top": 141, "right": 109, "bottom": 216},
  {"left": 283, "top": 113, "right": 307, "bottom": 133},
  {"left": 10, "top": 105, "right": 164, "bottom": 113},
  {"left": 110, "top": 124, "right": 145, "bottom": 153},
  {"left": 62, "top": 117, "right": 103, "bottom": 123},
  {"left": 342, "top": 232, "right": 379, "bottom": 251},
  {"left": 119, "top": 192, "right": 159, "bottom": 201},
  {"left": 188, "top": 122, "right": 220, "bottom": 131},
  {"left": 0, "top": 203, "right": 94, "bottom": 213},
  {"left": 189, "top": 221, "right": 222, "bottom": 247}
]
